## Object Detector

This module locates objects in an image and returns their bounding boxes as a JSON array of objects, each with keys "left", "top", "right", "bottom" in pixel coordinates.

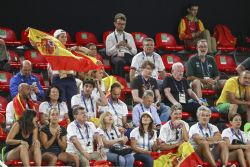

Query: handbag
[
  {"left": 109, "top": 144, "right": 132, "bottom": 156},
  {"left": 232, "top": 139, "right": 245, "bottom": 145}
]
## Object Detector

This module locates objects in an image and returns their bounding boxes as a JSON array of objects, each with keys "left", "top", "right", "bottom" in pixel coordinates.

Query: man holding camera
[{"left": 106, "top": 13, "right": 137, "bottom": 77}]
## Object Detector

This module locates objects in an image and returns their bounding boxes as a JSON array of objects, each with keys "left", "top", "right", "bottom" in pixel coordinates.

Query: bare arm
[
  {"left": 154, "top": 89, "right": 161, "bottom": 103},
  {"left": 164, "top": 88, "right": 178, "bottom": 105},
  {"left": 187, "top": 89, "right": 200, "bottom": 102},
  {"left": 181, "top": 125, "right": 189, "bottom": 142},
  {"left": 228, "top": 91, "right": 250, "bottom": 105},
  {"left": 6, "top": 122, "right": 22, "bottom": 145},
  {"left": 159, "top": 141, "right": 182, "bottom": 151},
  {"left": 97, "top": 84, "right": 108, "bottom": 106},
  {"left": 57, "top": 135, "right": 67, "bottom": 150},
  {"left": 129, "top": 69, "right": 136, "bottom": 82},
  {"left": 132, "top": 90, "right": 143, "bottom": 103},
  {"left": 236, "top": 64, "right": 245, "bottom": 75},
  {"left": 40, "top": 131, "right": 57, "bottom": 149}
]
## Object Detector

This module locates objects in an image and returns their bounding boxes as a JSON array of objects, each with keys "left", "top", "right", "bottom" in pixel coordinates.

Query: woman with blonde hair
[
  {"left": 40, "top": 108, "right": 79, "bottom": 166},
  {"left": 97, "top": 112, "right": 134, "bottom": 166}
]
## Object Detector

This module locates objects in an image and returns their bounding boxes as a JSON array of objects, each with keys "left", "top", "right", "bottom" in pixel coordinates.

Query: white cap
[
  {"left": 53, "top": 29, "right": 66, "bottom": 38},
  {"left": 141, "top": 111, "right": 153, "bottom": 120}
]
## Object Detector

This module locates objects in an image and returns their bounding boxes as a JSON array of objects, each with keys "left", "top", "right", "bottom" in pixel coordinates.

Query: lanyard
[
  {"left": 142, "top": 52, "right": 155, "bottom": 64},
  {"left": 139, "top": 103, "right": 152, "bottom": 114},
  {"left": 231, "top": 128, "right": 243, "bottom": 142},
  {"left": 198, "top": 123, "right": 212, "bottom": 138},
  {"left": 74, "top": 121, "right": 90, "bottom": 140},
  {"left": 173, "top": 77, "right": 185, "bottom": 93},
  {"left": 81, "top": 94, "right": 95, "bottom": 113},
  {"left": 200, "top": 59, "right": 210, "bottom": 78},
  {"left": 238, "top": 79, "right": 245, "bottom": 100},
  {"left": 141, "top": 75, "right": 151, "bottom": 90},
  {"left": 142, "top": 133, "right": 150, "bottom": 150},
  {"left": 109, "top": 98, "right": 119, "bottom": 116},
  {"left": 48, "top": 102, "right": 60, "bottom": 114},
  {"left": 105, "top": 128, "right": 119, "bottom": 140},
  {"left": 169, "top": 121, "right": 181, "bottom": 140},
  {"left": 114, "top": 31, "right": 125, "bottom": 44}
]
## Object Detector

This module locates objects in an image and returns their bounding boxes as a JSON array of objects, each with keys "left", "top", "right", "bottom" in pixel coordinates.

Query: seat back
[
  {"left": 155, "top": 33, "right": 177, "bottom": 48},
  {"left": 24, "top": 50, "right": 48, "bottom": 69},
  {"left": 0, "top": 27, "right": 17, "bottom": 42},
  {"left": 103, "top": 31, "right": 113, "bottom": 45},
  {"left": 75, "top": 31, "right": 98, "bottom": 46},
  {"left": 0, "top": 96, "right": 8, "bottom": 114},
  {"left": 21, "top": 29, "right": 30, "bottom": 45},
  {"left": 161, "top": 54, "right": 183, "bottom": 71},
  {"left": 214, "top": 54, "right": 236, "bottom": 73},
  {"left": 131, "top": 32, "right": 148, "bottom": 48},
  {"left": 0, "top": 71, "right": 12, "bottom": 91},
  {"left": 7, "top": 50, "right": 21, "bottom": 69}
]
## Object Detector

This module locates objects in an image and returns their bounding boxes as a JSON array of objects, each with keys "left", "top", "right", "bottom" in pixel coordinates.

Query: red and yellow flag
[
  {"left": 154, "top": 142, "right": 203, "bottom": 167},
  {"left": 27, "top": 28, "right": 102, "bottom": 72}
]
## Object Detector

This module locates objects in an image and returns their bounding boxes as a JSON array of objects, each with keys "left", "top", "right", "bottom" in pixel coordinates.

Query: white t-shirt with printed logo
[{"left": 222, "top": 128, "right": 248, "bottom": 144}]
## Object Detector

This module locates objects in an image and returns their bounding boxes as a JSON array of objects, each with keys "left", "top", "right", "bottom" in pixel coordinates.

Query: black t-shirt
[
  {"left": 41, "top": 125, "right": 67, "bottom": 155},
  {"left": 241, "top": 57, "right": 250, "bottom": 70},
  {"left": 131, "top": 75, "right": 158, "bottom": 99},
  {"left": 162, "top": 76, "right": 191, "bottom": 106}
]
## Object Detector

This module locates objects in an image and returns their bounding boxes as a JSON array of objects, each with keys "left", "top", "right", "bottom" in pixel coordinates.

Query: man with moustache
[
  {"left": 186, "top": 39, "right": 224, "bottom": 99},
  {"left": 216, "top": 70, "right": 250, "bottom": 121}
]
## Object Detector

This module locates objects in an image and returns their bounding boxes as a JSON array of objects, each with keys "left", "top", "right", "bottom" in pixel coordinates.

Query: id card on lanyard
[{"left": 173, "top": 78, "right": 186, "bottom": 104}]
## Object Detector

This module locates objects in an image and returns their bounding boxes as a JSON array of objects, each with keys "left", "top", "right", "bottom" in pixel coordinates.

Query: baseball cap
[
  {"left": 141, "top": 111, "right": 153, "bottom": 120},
  {"left": 53, "top": 29, "right": 66, "bottom": 38}
]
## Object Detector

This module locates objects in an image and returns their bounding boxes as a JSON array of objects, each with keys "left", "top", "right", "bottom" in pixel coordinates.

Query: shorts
[
  {"left": 217, "top": 103, "right": 245, "bottom": 114},
  {"left": 195, "top": 145, "right": 220, "bottom": 161}
]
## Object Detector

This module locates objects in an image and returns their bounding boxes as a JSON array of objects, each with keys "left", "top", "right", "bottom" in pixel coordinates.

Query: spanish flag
[
  {"left": 27, "top": 28, "right": 102, "bottom": 72},
  {"left": 154, "top": 142, "right": 202, "bottom": 167}
]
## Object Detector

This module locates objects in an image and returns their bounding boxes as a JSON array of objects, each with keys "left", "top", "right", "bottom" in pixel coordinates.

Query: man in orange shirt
[{"left": 178, "top": 3, "right": 217, "bottom": 54}]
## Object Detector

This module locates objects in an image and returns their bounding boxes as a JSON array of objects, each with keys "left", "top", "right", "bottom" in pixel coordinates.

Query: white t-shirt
[
  {"left": 131, "top": 52, "right": 165, "bottom": 79},
  {"left": 189, "top": 123, "right": 219, "bottom": 149},
  {"left": 99, "top": 100, "right": 128, "bottom": 127},
  {"left": 96, "top": 127, "right": 121, "bottom": 152},
  {"left": 159, "top": 120, "right": 189, "bottom": 145},
  {"left": 39, "top": 101, "right": 68, "bottom": 121},
  {"left": 222, "top": 128, "right": 248, "bottom": 144},
  {"left": 130, "top": 127, "right": 157, "bottom": 151},
  {"left": 66, "top": 121, "right": 97, "bottom": 153},
  {"left": 71, "top": 94, "right": 98, "bottom": 118}
]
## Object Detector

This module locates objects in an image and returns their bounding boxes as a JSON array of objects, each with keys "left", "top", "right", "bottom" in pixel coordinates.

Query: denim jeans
[
  {"left": 107, "top": 151, "right": 134, "bottom": 167},
  {"left": 159, "top": 103, "right": 170, "bottom": 122},
  {"left": 134, "top": 153, "right": 154, "bottom": 167}
]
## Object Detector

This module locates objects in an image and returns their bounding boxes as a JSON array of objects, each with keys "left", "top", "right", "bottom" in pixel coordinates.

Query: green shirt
[{"left": 186, "top": 55, "right": 219, "bottom": 79}]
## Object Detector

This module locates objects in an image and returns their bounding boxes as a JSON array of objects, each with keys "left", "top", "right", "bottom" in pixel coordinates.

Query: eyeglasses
[{"left": 86, "top": 141, "right": 91, "bottom": 146}]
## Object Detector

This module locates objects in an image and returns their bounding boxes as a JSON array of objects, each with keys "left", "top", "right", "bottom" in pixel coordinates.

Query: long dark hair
[
  {"left": 45, "top": 85, "right": 62, "bottom": 102},
  {"left": 18, "top": 109, "right": 37, "bottom": 136},
  {"left": 139, "top": 115, "right": 154, "bottom": 139}
]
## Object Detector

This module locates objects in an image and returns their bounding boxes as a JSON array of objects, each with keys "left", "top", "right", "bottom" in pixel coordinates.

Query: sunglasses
[{"left": 110, "top": 132, "right": 115, "bottom": 140}]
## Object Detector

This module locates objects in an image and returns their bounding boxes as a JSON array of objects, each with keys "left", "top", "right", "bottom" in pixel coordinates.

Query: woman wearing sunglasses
[{"left": 97, "top": 112, "right": 134, "bottom": 167}]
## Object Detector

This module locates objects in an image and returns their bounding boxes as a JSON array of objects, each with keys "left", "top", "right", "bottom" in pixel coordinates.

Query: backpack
[{"left": 213, "top": 24, "right": 237, "bottom": 47}]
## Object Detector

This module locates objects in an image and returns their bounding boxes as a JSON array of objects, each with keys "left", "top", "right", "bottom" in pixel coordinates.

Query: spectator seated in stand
[
  {"left": 10, "top": 60, "right": 44, "bottom": 101},
  {"left": 216, "top": 70, "right": 250, "bottom": 121},
  {"left": 40, "top": 108, "right": 80, "bottom": 166},
  {"left": 178, "top": 2, "right": 217, "bottom": 54},
  {"left": 236, "top": 57, "right": 250, "bottom": 74},
  {"left": 0, "top": 39, "right": 11, "bottom": 71}
]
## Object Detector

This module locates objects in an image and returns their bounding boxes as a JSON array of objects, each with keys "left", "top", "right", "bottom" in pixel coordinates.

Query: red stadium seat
[
  {"left": 49, "top": 29, "right": 76, "bottom": 47},
  {"left": 0, "top": 27, "right": 22, "bottom": 46},
  {"left": 217, "top": 45, "right": 236, "bottom": 52},
  {"left": 75, "top": 31, "right": 104, "bottom": 49},
  {"left": 214, "top": 54, "right": 237, "bottom": 74},
  {"left": 131, "top": 32, "right": 148, "bottom": 50},
  {"left": 113, "top": 75, "right": 131, "bottom": 94},
  {"left": 5, "top": 160, "right": 65, "bottom": 166},
  {"left": 24, "top": 50, "right": 48, "bottom": 70},
  {"left": 202, "top": 89, "right": 217, "bottom": 96},
  {"left": 103, "top": 30, "right": 113, "bottom": 45},
  {"left": 155, "top": 33, "right": 184, "bottom": 51},
  {"left": 127, "top": 111, "right": 132, "bottom": 119},
  {"left": 182, "top": 112, "right": 190, "bottom": 119},
  {"left": 7, "top": 50, "right": 21, "bottom": 69},
  {"left": 211, "top": 112, "right": 220, "bottom": 119},
  {"left": 0, "top": 113, "right": 7, "bottom": 141},
  {"left": 0, "top": 71, "right": 12, "bottom": 92},
  {"left": 161, "top": 54, "right": 183, "bottom": 71},
  {"left": 21, "top": 29, "right": 30, "bottom": 45},
  {"left": 0, "top": 96, "right": 8, "bottom": 115},
  {"left": 134, "top": 160, "right": 144, "bottom": 167}
]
